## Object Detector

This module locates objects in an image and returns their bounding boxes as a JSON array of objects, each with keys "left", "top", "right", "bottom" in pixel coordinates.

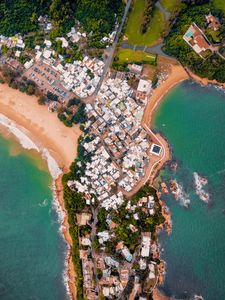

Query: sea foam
[
  {"left": 0, "top": 112, "right": 71, "bottom": 298},
  {"left": 0, "top": 113, "right": 62, "bottom": 179}
]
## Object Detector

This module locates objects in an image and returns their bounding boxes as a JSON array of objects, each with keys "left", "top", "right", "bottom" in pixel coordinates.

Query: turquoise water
[
  {"left": 154, "top": 81, "right": 225, "bottom": 300},
  {"left": 0, "top": 136, "right": 68, "bottom": 299}
]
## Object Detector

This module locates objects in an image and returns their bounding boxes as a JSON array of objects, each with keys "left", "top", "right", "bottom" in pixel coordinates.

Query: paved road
[
  {"left": 155, "top": 0, "right": 171, "bottom": 21},
  {"left": 120, "top": 0, "right": 174, "bottom": 59},
  {"left": 83, "top": 0, "right": 133, "bottom": 103},
  {"left": 120, "top": 41, "right": 173, "bottom": 59}
]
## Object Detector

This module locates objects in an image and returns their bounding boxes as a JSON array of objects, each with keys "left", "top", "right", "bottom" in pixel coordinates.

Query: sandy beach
[
  {"left": 141, "top": 63, "right": 189, "bottom": 184},
  {"left": 0, "top": 63, "right": 190, "bottom": 300},
  {"left": 0, "top": 83, "right": 81, "bottom": 300},
  {"left": 0, "top": 84, "right": 81, "bottom": 170},
  {"left": 142, "top": 63, "right": 189, "bottom": 127},
  {"left": 152, "top": 288, "right": 171, "bottom": 300}
]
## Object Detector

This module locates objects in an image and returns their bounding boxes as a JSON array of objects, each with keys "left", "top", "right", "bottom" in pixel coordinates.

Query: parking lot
[{"left": 24, "top": 61, "right": 74, "bottom": 102}]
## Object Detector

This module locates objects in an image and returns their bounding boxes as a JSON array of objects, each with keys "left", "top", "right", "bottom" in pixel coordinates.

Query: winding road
[{"left": 120, "top": 0, "right": 172, "bottom": 59}]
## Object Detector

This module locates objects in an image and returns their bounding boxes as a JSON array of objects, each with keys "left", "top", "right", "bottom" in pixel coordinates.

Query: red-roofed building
[
  {"left": 183, "top": 23, "right": 211, "bottom": 58},
  {"left": 206, "top": 13, "right": 220, "bottom": 31}
]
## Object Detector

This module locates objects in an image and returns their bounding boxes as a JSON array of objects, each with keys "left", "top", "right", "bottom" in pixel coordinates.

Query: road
[
  {"left": 120, "top": 0, "right": 173, "bottom": 59},
  {"left": 120, "top": 41, "right": 173, "bottom": 59},
  {"left": 83, "top": 0, "right": 133, "bottom": 103},
  {"left": 155, "top": 0, "right": 171, "bottom": 21}
]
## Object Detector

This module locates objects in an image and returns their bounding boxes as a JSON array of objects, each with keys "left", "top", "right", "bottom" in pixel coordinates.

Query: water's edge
[{"left": 0, "top": 112, "right": 71, "bottom": 299}]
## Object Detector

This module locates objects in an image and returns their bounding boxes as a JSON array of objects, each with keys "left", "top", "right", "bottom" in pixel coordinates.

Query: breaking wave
[{"left": 0, "top": 113, "right": 71, "bottom": 299}]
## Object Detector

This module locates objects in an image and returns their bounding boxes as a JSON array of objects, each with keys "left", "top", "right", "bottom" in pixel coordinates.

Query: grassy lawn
[
  {"left": 213, "top": 0, "right": 225, "bottom": 13},
  {"left": 116, "top": 48, "right": 157, "bottom": 64},
  {"left": 124, "top": 0, "right": 165, "bottom": 47},
  {"left": 160, "top": 0, "right": 181, "bottom": 12}
]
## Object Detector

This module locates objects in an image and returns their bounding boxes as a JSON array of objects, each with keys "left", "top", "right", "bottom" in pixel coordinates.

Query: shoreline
[
  {"left": 141, "top": 63, "right": 189, "bottom": 188},
  {"left": 145, "top": 62, "right": 225, "bottom": 300},
  {"left": 187, "top": 68, "right": 225, "bottom": 88},
  {"left": 143, "top": 63, "right": 189, "bottom": 300},
  {"left": 142, "top": 63, "right": 190, "bottom": 127},
  {"left": 54, "top": 176, "right": 77, "bottom": 300},
  {"left": 0, "top": 84, "right": 81, "bottom": 300},
  {"left": 0, "top": 61, "right": 221, "bottom": 300}
]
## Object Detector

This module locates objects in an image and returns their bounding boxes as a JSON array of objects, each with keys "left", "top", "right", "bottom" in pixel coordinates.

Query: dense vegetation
[
  {"left": 0, "top": 0, "right": 124, "bottom": 39},
  {"left": 140, "top": 0, "right": 157, "bottom": 34},
  {"left": 0, "top": 0, "right": 48, "bottom": 35},
  {"left": 75, "top": 0, "right": 124, "bottom": 35},
  {"left": 104, "top": 184, "right": 165, "bottom": 254},
  {"left": 58, "top": 100, "right": 87, "bottom": 128},
  {"left": 163, "top": 2, "right": 225, "bottom": 82},
  {"left": 62, "top": 135, "right": 94, "bottom": 300}
]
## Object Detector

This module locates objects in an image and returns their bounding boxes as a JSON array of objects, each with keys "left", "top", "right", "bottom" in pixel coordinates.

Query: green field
[
  {"left": 160, "top": 0, "right": 181, "bottom": 12},
  {"left": 116, "top": 48, "right": 157, "bottom": 64},
  {"left": 213, "top": 0, "right": 225, "bottom": 13},
  {"left": 124, "top": 0, "right": 165, "bottom": 47}
]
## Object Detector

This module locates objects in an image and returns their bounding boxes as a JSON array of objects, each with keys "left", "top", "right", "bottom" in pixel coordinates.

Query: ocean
[
  {"left": 154, "top": 81, "right": 225, "bottom": 300},
  {"left": 0, "top": 135, "right": 69, "bottom": 300}
]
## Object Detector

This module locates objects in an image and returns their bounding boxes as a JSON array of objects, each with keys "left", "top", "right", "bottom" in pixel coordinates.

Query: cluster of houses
[
  {"left": 64, "top": 71, "right": 163, "bottom": 298},
  {"left": 0, "top": 34, "right": 25, "bottom": 57},
  {"left": 75, "top": 211, "right": 131, "bottom": 299},
  {"left": 59, "top": 56, "right": 105, "bottom": 97},
  {"left": 69, "top": 75, "right": 155, "bottom": 210},
  {"left": 0, "top": 16, "right": 105, "bottom": 100},
  {"left": 90, "top": 77, "right": 153, "bottom": 191},
  {"left": 23, "top": 39, "right": 105, "bottom": 98},
  {"left": 183, "top": 13, "right": 221, "bottom": 59},
  {"left": 76, "top": 208, "right": 158, "bottom": 299},
  {"left": 75, "top": 139, "right": 124, "bottom": 210}
]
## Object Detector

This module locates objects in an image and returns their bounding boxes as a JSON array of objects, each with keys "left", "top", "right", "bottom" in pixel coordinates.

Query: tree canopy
[
  {"left": 0, "top": 0, "right": 124, "bottom": 37},
  {"left": 163, "top": 3, "right": 225, "bottom": 82}
]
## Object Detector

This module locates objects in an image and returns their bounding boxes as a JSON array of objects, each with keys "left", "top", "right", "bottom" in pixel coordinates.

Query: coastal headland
[
  {"left": 0, "top": 83, "right": 81, "bottom": 300},
  {"left": 0, "top": 61, "right": 190, "bottom": 300},
  {"left": 142, "top": 63, "right": 188, "bottom": 300}
]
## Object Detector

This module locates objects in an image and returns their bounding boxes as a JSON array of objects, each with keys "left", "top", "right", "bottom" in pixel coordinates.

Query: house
[
  {"left": 137, "top": 79, "right": 152, "bottom": 94},
  {"left": 116, "top": 241, "right": 133, "bottom": 262},
  {"left": 44, "top": 39, "right": 52, "bottom": 48},
  {"left": 128, "top": 63, "right": 143, "bottom": 74},
  {"left": 43, "top": 49, "right": 52, "bottom": 59},
  {"left": 98, "top": 231, "right": 110, "bottom": 244},
  {"left": 56, "top": 37, "right": 69, "bottom": 48},
  {"left": 104, "top": 256, "right": 119, "bottom": 268},
  {"left": 15, "top": 50, "right": 21, "bottom": 58},
  {"left": 206, "top": 13, "right": 220, "bottom": 31},
  {"left": 183, "top": 23, "right": 211, "bottom": 58},
  {"left": 141, "top": 232, "right": 151, "bottom": 257},
  {"left": 122, "top": 247, "right": 133, "bottom": 262},
  {"left": 24, "top": 59, "right": 34, "bottom": 69},
  {"left": 120, "top": 268, "right": 129, "bottom": 287},
  {"left": 76, "top": 213, "right": 92, "bottom": 226}
]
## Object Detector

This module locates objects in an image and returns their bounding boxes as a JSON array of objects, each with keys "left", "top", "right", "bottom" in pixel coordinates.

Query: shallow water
[
  {"left": 154, "top": 81, "right": 225, "bottom": 300},
  {"left": 0, "top": 136, "right": 69, "bottom": 300}
]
